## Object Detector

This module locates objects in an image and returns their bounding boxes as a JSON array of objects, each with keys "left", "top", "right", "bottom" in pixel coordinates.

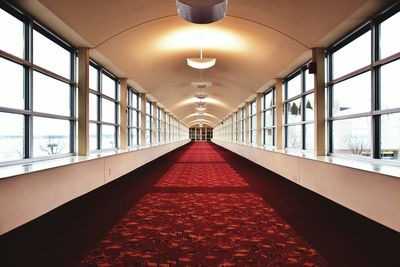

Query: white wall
[
  {"left": 213, "top": 139, "right": 400, "bottom": 233},
  {"left": 0, "top": 140, "right": 190, "bottom": 235}
]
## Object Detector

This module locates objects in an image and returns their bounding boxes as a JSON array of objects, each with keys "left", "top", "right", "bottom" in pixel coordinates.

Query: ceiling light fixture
[
  {"left": 176, "top": 0, "right": 228, "bottom": 24},
  {"left": 194, "top": 92, "right": 208, "bottom": 100},
  {"left": 187, "top": 47, "right": 216, "bottom": 69},
  {"left": 196, "top": 106, "right": 206, "bottom": 111},
  {"left": 191, "top": 81, "right": 212, "bottom": 89}
]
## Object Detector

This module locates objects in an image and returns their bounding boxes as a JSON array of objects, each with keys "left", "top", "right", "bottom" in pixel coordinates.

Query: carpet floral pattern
[{"left": 80, "top": 143, "right": 328, "bottom": 266}]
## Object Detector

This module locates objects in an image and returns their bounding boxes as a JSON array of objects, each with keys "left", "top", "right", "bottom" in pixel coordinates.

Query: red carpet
[{"left": 80, "top": 142, "right": 327, "bottom": 266}]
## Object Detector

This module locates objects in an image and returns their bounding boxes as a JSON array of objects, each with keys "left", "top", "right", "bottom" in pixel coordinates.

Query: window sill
[
  {"left": 214, "top": 140, "right": 400, "bottom": 179},
  {"left": 0, "top": 140, "right": 190, "bottom": 180}
]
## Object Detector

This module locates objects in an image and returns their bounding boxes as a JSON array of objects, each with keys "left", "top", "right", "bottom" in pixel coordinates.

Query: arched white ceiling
[{"left": 17, "top": 0, "right": 396, "bottom": 127}]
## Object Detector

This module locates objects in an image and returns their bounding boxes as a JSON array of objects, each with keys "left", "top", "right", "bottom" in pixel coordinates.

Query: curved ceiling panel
[{"left": 19, "top": 0, "right": 393, "bottom": 127}]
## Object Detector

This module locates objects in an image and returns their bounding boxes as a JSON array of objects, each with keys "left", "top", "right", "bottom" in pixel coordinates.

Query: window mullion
[{"left": 372, "top": 21, "right": 380, "bottom": 159}]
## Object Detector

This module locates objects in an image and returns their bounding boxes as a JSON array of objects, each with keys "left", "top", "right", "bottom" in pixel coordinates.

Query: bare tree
[
  {"left": 342, "top": 134, "right": 368, "bottom": 155},
  {"left": 40, "top": 136, "right": 66, "bottom": 155}
]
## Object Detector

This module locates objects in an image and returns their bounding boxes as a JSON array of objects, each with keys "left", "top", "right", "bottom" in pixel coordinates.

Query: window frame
[
  {"left": 262, "top": 87, "right": 276, "bottom": 147},
  {"left": 249, "top": 100, "right": 257, "bottom": 144},
  {"left": 326, "top": 2, "right": 400, "bottom": 161},
  {"left": 127, "top": 86, "right": 140, "bottom": 147},
  {"left": 240, "top": 107, "right": 245, "bottom": 143},
  {"left": 0, "top": 2, "right": 77, "bottom": 165},
  {"left": 88, "top": 60, "right": 119, "bottom": 151},
  {"left": 284, "top": 66, "right": 315, "bottom": 151},
  {"left": 145, "top": 100, "right": 152, "bottom": 144}
]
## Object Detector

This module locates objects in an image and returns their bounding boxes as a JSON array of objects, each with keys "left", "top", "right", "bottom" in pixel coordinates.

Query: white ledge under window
[
  {"left": 218, "top": 140, "right": 400, "bottom": 179},
  {"left": 0, "top": 141, "right": 188, "bottom": 180}
]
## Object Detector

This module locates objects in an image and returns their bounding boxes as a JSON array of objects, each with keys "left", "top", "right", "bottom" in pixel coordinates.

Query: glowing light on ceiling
[
  {"left": 196, "top": 106, "right": 206, "bottom": 111},
  {"left": 156, "top": 26, "right": 246, "bottom": 52},
  {"left": 183, "top": 113, "right": 220, "bottom": 121},
  {"left": 172, "top": 97, "right": 229, "bottom": 110},
  {"left": 187, "top": 57, "right": 216, "bottom": 69},
  {"left": 187, "top": 46, "right": 216, "bottom": 69}
]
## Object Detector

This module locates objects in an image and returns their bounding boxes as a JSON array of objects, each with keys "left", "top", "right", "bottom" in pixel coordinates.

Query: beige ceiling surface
[{"left": 16, "top": 0, "right": 395, "bottom": 127}]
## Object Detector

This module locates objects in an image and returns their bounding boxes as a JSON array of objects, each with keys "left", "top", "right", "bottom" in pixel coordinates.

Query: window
[
  {"left": 146, "top": 101, "right": 152, "bottom": 144},
  {"left": 157, "top": 107, "right": 162, "bottom": 143},
  {"left": 240, "top": 107, "right": 245, "bottom": 143},
  {"left": 163, "top": 111, "right": 167, "bottom": 143},
  {"left": 284, "top": 68, "right": 314, "bottom": 151},
  {"left": 88, "top": 62, "right": 119, "bottom": 151},
  {"left": 234, "top": 112, "right": 239, "bottom": 142},
  {"left": 262, "top": 87, "right": 276, "bottom": 147},
  {"left": 0, "top": 3, "right": 76, "bottom": 164},
  {"left": 249, "top": 101, "right": 257, "bottom": 144},
  {"left": 327, "top": 5, "right": 400, "bottom": 161},
  {"left": 127, "top": 87, "right": 140, "bottom": 147}
]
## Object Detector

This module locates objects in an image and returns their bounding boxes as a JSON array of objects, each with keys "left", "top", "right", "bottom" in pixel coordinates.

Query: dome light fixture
[
  {"left": 176, "top": 0, "right": 228, "bottom": 24},
  {"left": 191, "top": 81, "right": 212, "bottom": 89},
  {"left": 194, "top": 92, "right": 208, "bottom": 100},
  {"left": 187, "top": 47, "right": 216, "bottom": 70}
]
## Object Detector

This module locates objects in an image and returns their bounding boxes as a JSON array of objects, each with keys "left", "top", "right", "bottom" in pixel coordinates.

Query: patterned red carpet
[{"left": 80, "top": 142, "right": 328, "bottom": 266}]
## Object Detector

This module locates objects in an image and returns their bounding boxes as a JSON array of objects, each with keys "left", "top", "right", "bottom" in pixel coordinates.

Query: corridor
[
  {"left": 80, "top": 142, "right": 326, "bottom": 266},
  {"left": 0, "top": 142, "right": 399, "bottom": 267}
]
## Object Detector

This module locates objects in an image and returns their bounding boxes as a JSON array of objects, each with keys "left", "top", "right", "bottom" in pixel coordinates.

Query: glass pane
[
  {"left": 0, "top": 113, "right": 24, "bottom": 162},
  {"left": 381, "top": 113, "right": 400, "bottom": 160},
  {"left": 0, "top": 57, "right": 24, "bottom": 109},
  {"left": 89, "top": 123, "right": 98, "bottom": 151},
  {"left": 305, "top": 93, "right": 314, "bottom": 121},
  {"left": 33, "top": 117, "right": 70, "bottom": 157},
  {"left": 381, "top": 60, "right": 400, "bottom": 110},
  {"left": 251, "top": 130, "right": 256, "bottom": 144},
  {"left": 264, "top": 91, "right": 273, "bottom": 109},
  {"left": 33, "top": 71, "right": 70, "bottom": 116},
  {"left": 101, "top": 73, "right": 116, "bottom": 98},
  {"left": 89, "top": 65, "right": 98, "bottom": 91},
  {"left": 89, "top": 93, "right": 97, "bottom": 121},
  {"left": 102, "top": 125, "right": 115, "bottom": 149},
  {"left": 333, "top": 31, "right": 371, "bottom": 79},
  {"left": 102, "top": 98, "right": 115, "bottom": 123},
  {"left": 305, "top": 71, "right": 314, "bottom": 91},
  {"left": 332, "top": 71, "right": 371, "bottom": 116},
  {"left": 145, "top": 129, "right": 151, "bottom": 144},
  {"left": 251, "top": 102, "right": 256, "bottom": 115},
  {"left": 286, "top": 125, "right": 302, "bottom": 149},
  {"left": 33, "top": 30, "right": 70, "bottom": 78},
  {"left": 332, "top": 117, "right": 371, "bottom": 157},
  {"left": 132, "top": 92, "right": 137, "bottom": 108},
  {"left": 286, "top": 74, "right": 301, "bottom": 99},
  {"left": 264, "top": 109, "right": 274, "bottom": 127},
  {"left": 251, "top": 115, "right": 257, "bottom": 130},
  {"left": 129, "top": 128, "right": 138, "bottom": 146},
  {"left": 305, "top": 123, "right": 314, "bottom": 151},
  {"left": 0, "top": 8, "right": 24, "bottom": 58},
  {"left": 146, "top": 115, "right": 151, "bottom": 129},
  {"left": 287, "top": 98, "right": 302, "bottom": 123},
  {"left": 380, "top": 11, "right": 400, "bottom": 59},
  {"left": 146, "top": 102, "right": 152, "bottom": 115},
  {"left": 264, "top": 128, "right": 274, "bottom": 146}
]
